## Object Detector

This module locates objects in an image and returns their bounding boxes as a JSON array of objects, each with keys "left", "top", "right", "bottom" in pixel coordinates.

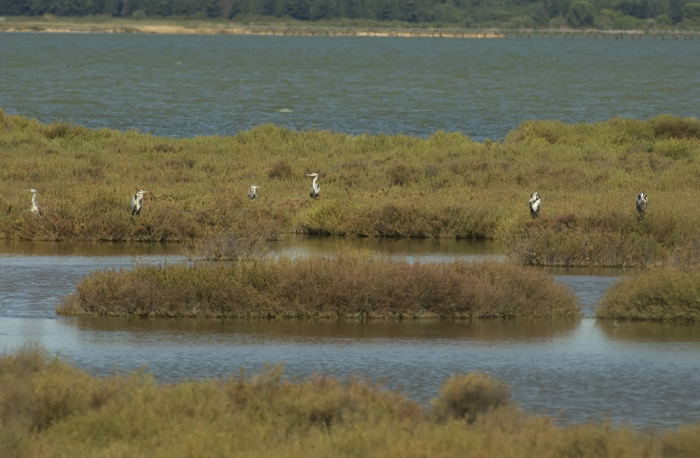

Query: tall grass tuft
[
  {"left": 597, "top": 269, "right": 700, "bottom": 322},
  {"left": 56, "top": 256, "right": 581, "bottom": 318},
  {"left": 432, "top": 373, "right": 510, "bottom": 423}
]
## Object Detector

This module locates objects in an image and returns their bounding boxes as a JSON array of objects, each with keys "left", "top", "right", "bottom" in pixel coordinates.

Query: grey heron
[
  {"left": 636, "top": 193, "right": 648, "bottom": 220},
  {"left": 28, "top": 188, "right": 41, "bottom": 216},
  {"left": 247, "top": 185, "right": 262, "bottom": 200},
  {"left": 307, "top": 173, "right": 320, "bottom": 199},
  {"left": 529, "top": 192, "right": 541, "bottom": 218},
  {"left": 130, "top": 189, "right": 148, "bottom": 215}
]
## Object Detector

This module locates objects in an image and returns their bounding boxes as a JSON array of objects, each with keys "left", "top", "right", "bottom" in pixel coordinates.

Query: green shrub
[{"left": 567, "top": 0, "right": 596, "bottom": 27}]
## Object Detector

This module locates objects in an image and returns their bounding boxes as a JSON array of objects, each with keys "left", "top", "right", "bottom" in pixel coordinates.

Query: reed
[
  {"left": 56, "top": 255, "right": 581, "bottom": 318},
  {"left": 3, "top": 110, "right": 700, "bottom": 266},
  {"left": 596, "top": 269, "right": 700, "bottom": 322},
  {"left": 1, "top": 345, "right": 696, "bottom": 458}
]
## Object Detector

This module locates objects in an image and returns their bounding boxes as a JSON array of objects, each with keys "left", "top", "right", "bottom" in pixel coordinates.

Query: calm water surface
[
  {"left": 1, "top": 238, "right": 699, "bottom": 429},
  {"left": 1, "top": 33, "right": 699, "bottom": 140}
]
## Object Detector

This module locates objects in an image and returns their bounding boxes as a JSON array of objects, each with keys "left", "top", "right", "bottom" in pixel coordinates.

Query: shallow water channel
[{"left": 1, "top": 237, "right": 699, "bottom": 429}]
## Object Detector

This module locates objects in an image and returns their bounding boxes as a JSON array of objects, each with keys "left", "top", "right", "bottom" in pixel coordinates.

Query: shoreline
[
  {"left": 0, "top": 22, "right": 505, "bottom": 38},
  {"left": 1, "top": 20, "right": 699, "bottom": 38}
]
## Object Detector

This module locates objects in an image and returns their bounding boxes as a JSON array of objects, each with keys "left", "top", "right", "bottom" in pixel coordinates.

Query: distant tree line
[{"left": 2, "top": 0, "right": 700, "bottom": 29}]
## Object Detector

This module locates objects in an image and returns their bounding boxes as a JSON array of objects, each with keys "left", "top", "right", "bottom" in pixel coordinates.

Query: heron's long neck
[
  {"left": 32, "top": 193, "right": 38, "bottom": 206},
  {"left": 312, "top": 177, "right": 318, "bottom": 187}
]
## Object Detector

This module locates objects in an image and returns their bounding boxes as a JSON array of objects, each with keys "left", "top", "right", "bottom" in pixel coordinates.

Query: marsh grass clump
[
  {"left": 2, "top": 344, "right": 699, "bottom": 457},
  {"left": 267, "top": 160, "right": 293, "bottom": 179},
  {"left": 432, "top": 373, "right": 511, "bottom": 423},
  {"left": 500, "top": 216, "right": 658, "bottom": 267},
  {"left": 649, "top": 114, "right": 700, "bottom": 140},
  {"left": 56, "top": 257, "right": 581, "bottom": 319},
  {"left": 663, "top": 239, "right": 700, "bottom": 271},
  {"left": 387, "top": 163, "right": 419, "bottom": 186},
  {"left": 597, "top": 269, "right": 700, "bottom": 322}
]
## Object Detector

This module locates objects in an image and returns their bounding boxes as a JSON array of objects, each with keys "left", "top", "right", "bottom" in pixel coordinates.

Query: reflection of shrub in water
[{"left": 596, "top": 320, "right": 700, "bottom": 342}]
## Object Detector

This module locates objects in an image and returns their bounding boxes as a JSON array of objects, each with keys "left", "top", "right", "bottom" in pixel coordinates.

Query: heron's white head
[
  {"left": 250, "top": 185, "right": 262, "bottom": 189},
  {"left": 136, "top": 189, "right": 149, "bottom": 195},
  {"left": 28, "top": 188, "right": 38, "bottom": 194},
  {"left": 529, "top": 192, "right": 540, "bottom": 203},
  {"left": 306, "top": 173, "right": 319, "bottom": 178},
  {"left": 637, "top": 192, "right": 647, "bottom": 203}
]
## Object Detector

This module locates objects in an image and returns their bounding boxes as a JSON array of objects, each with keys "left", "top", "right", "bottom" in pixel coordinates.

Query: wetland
[{"left": 1, "top": 32, "right": 700, "bottom": 455}]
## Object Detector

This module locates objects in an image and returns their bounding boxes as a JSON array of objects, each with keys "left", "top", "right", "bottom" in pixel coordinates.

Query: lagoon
[{"left": 1, "top": 33, "right": 699, "bottom": 141}]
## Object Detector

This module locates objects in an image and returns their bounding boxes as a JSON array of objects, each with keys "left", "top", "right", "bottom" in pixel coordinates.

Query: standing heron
[
  {"left": 28, "top": 188, "right": 41, "bottom": 216},
  {"left": 636, "top": 192, "right": 648, "bottom": 220},
  {"left": 247, "top": 185, "right": 262, "bottom": 200},
  {"left": 129, "top": 189, "right": 149, "bottom": 215},
  {"left": 307, "top": 173, "right": 320, "bottom": 200},
  {"left": 529, "top": 192, "right": 541, "bottom": 218}
]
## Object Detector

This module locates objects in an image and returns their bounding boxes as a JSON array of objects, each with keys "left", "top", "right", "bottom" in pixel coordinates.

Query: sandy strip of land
[{"left": 0, "top": 23, "right": 504, "bottom": 38}]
